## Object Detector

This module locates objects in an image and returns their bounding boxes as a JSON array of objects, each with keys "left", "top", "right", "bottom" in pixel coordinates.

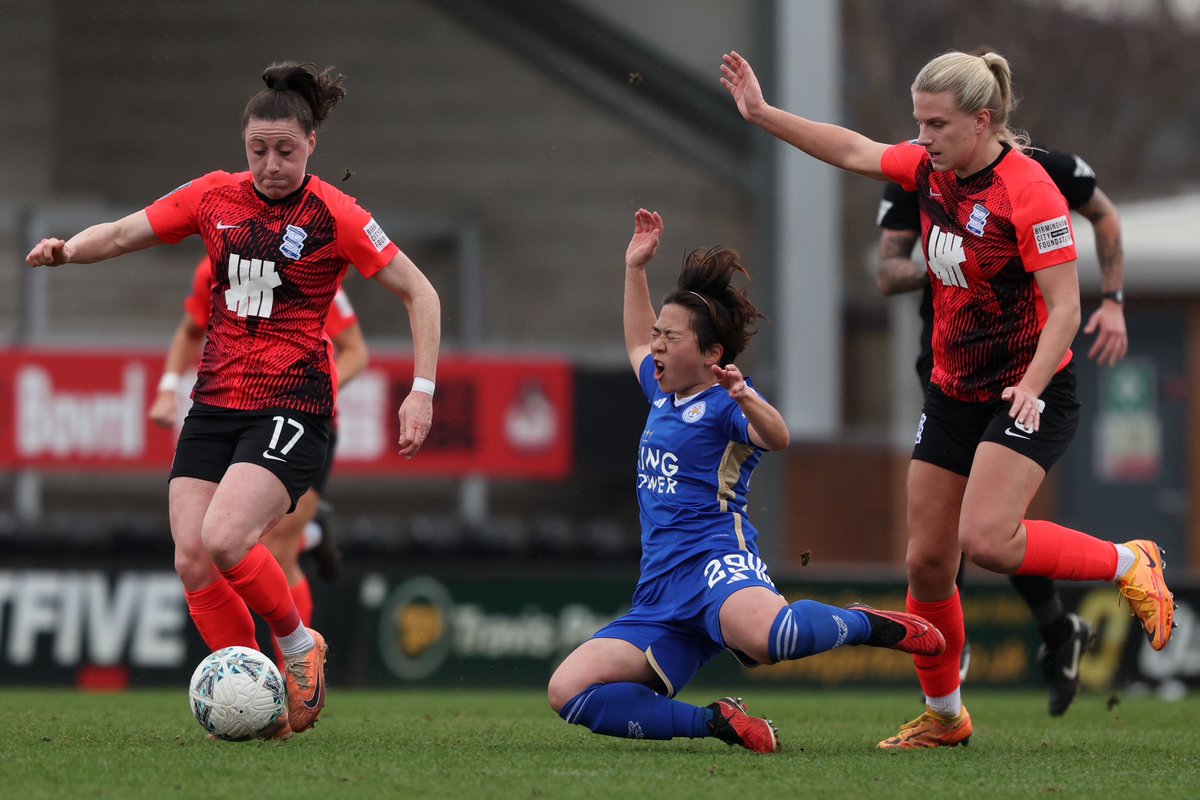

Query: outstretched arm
[
  {"left": 26, "top": 210, "right": 161, "bottom": 266},
  {"left": 1076, "top": 187, "right": 1128, "bottom": 366},
  {"left": 720, "top": 51, "right": 889, "bottom": 180},
  {"left": 624, "top": 208, "right": 662, "bottom": 374},
  {"left": 373, "top": 251, "right": 441, "bottom": 459},
  {"left": 712, "top": 363, "right": 790, "bottom": 451}
]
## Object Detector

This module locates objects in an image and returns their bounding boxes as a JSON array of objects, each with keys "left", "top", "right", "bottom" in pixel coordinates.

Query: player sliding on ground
[{"left": 547, "top": 209, "right": 946, "bottom": 754}]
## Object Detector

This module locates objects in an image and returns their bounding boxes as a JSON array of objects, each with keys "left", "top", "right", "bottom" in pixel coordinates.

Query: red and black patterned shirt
[
  {"left": 881, "top": 142, "right": 1078, "bottom": 402},
  {"left": 146, "top": 171, "right": 395, "bottom": 415}
]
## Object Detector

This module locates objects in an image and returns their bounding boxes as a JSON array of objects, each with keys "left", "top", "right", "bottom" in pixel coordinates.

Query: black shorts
[
  {"left": 311, "top": 428, "right": 338, "bottom": 496},
  {"left": 170, "top": 402, "right": 331, "bottom": 512},
  {"left": 912, "top": 365, "right": 1080, "bottom": 476}
]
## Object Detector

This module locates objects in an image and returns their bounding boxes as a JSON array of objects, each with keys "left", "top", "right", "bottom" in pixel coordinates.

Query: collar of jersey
[
  {"left": 672, "top": 382, "right": 717, "bottom": 407},
  {"left": 252, "top": 174, "right": 313, "bottom": 206},
  {"left": 955, "top": 142, "right": 1011, "bottom": 185}
]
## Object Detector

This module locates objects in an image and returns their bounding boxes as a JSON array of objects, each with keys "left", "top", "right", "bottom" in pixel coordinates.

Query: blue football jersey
[{"left": 634, "top": 354, "right": 764, "bottom": 584}]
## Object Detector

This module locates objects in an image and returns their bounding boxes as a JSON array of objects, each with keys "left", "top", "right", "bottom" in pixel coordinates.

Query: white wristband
[
  {"left": 157, "top": 372, "right": 181, "bottom": 393},
  {"left": 412, "top": 377, "right": 436, "bottom": 397}
]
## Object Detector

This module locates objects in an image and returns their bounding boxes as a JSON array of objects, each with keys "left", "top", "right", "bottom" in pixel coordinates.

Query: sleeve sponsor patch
[
  {"left": 363, "top": 217, "right": 391, "bottom": 253},
  {"left": 1032, "top": 215, "right": 1073, "bottom": 254}
]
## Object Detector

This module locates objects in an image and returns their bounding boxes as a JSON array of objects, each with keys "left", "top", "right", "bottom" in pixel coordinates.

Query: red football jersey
[
  {"left": 147, "top": 171, "right": 393, "bottom": 415},
  {"left": 881, "top": 142, "right": 1077, "bottom": 402}
]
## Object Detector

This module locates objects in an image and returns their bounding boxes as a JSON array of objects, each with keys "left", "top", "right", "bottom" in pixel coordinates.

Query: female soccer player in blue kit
[{"left": 547, "top": 209, "right": 946, "bottom": 754}]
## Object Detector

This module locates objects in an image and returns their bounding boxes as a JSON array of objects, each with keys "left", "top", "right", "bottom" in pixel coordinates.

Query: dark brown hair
[
  {"left": 242, "top": 62, "right": 346, "bottom": 134},
  {"left": 662, "top": 246, "right": 764, "bottom": 365}
]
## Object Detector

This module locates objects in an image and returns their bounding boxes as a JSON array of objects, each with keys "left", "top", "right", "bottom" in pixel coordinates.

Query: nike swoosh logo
[
  {"left": 1061, "top": 638, "right": 1082, "bottom": 680},
  {"left": 216, "top": 222, "right": 241, "bottom": 230},
  {"left": 262, "top": 450, "right": 287, "bottom": 462},
  {"left": 1004, "top": 428, "right": 1031, "bottom": 440},
  {"left": 303, "top": 671, "right": 324, "bottom": 710},
  {"left": 1137, "top": 544, "right": 1157, "bottom": 570}
]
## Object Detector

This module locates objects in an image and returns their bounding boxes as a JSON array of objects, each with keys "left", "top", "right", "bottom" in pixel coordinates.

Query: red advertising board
[{"left": 0, "top": 349, "right": 573, "bottom": 478}]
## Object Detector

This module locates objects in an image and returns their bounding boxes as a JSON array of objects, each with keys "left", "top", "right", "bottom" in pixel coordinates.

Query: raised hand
[
  {"left": 720, "top": 51, "right": 766, "bottom": 121},
  {"left": 712, "top": 362, "right": 749, "bottom": 400},
  {"left": 625, "top": 208, "right": 663, "bottom": 270}
]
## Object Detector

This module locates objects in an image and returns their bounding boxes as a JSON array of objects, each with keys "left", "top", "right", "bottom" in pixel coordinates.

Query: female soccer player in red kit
[
  {"left": 27, "top": 62, "right": 441, "bottom": 739},
  {"left": 721, "top": 49, "right": 1174, "bottom": 748},
  {"left": 149, "top": 257, "right": 368, "bottom": 637}
]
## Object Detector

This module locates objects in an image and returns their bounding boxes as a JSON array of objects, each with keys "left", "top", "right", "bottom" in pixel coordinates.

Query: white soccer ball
[{"left": 188, "top": 646, "right": 286, "bottom": 741}]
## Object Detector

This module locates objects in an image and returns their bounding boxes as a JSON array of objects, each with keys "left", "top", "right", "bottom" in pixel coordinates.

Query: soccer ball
[{"left": 188, "top": 646, "right": 286, "bottom": 741}]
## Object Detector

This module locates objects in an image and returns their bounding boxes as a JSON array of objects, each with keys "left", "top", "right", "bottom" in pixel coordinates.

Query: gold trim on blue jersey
[{"left": 717, "top": 441, "right": 755, "bottom": 550}]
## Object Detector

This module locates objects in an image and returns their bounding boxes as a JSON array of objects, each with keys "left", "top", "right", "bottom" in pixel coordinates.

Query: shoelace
[
  {"left": 1118, "top": 581, "right": 1167, "bottom": 623},
  {"left": 284, "top": 652, "right": 314, "bottom": 692},
  {"left": 906, "top": 710, "right": 959, "bottom": 730}
]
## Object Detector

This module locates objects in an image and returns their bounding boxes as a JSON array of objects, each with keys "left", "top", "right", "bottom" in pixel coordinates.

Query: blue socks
[
  {"left": 768, "top": 600, "right": 872, "bottom": 663},
  {"left": 559, "top": 683, "right": 710, "bottom": 740}
]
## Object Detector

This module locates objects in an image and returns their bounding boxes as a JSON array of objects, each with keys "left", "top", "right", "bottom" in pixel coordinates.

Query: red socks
[
  {"left": 291, "top": 576, "right": 314, "bottom": 627},
  {"left": 184, "top": 578, "right": 256, "bottom": 651},
  {"left": 907, "top": 590, "right": 965, "bottom": 699},
  {"left": 1019, "top": 520, "right": 1118, "bottom": 581},
  {"left": 219, "top": 543, "right": 303, "bottom": 637}
]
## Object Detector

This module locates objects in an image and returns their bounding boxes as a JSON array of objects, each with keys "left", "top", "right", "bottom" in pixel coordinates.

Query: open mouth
[{"left": 653, "top": 360, "right": 664, "bottom": 381}]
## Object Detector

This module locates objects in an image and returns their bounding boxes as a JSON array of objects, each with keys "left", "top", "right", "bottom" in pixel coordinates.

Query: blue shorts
[{"left": 591, "top": 550, "right": 780, "bottom": 697}]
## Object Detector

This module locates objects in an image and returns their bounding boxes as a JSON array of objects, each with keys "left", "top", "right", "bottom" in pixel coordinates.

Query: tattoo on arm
[
  {"left": 1078, "top": 189, "right": 1125, "bottom": 291},
  {"left": 876, "top": 229, "right": 926, "bottom": 295}
]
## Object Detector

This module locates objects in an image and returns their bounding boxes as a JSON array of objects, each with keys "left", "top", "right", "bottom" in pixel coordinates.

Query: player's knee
[
  {"left": 959, "top": 521, "right": 1009, "bottom": 572},
  {"left": 546, "top": 671, "right": 577, "bottom": 714},
  {"left": 200, "top": 522, "right": 252, "bottom": 570},
  {"left": 738, "top": 638, "right": 774, "bottom": 666},
  {"left": 173, "top": 547, "right": 212, "bottom": 589},
  {"left": 955, "top": 520, "right": 1022, "bottom": 575},
  {"left": 905, "top": 549, "right": 947, "bottom": 585}
]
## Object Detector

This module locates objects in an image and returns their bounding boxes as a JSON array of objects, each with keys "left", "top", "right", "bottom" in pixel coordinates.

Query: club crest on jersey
[
  {"left": 682, "top": 401, "right": 707, "bottom": 424},
  {"left": 280, "top": 225, "right": 308, "bottom": 260},
  {"left": 966, "top": 203, "right": 990, "bottom": 237}
]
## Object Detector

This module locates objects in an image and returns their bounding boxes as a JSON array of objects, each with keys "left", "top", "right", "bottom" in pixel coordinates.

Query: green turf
[{"left": 1, "top": 687, "right": 1196, "bottom": 799}]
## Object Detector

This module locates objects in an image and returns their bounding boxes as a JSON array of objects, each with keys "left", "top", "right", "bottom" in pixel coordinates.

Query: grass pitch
[{"left": 2, "top": 687, "right": 1196, "bottom": 799}]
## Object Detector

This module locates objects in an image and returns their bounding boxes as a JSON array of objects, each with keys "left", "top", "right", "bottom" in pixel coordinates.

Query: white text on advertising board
[
  {"left": 0, "top": 571, "right": 186, "bottom": 667},
  {"left": 17, "top": 364, "right": 146, "bottom": 458}
]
